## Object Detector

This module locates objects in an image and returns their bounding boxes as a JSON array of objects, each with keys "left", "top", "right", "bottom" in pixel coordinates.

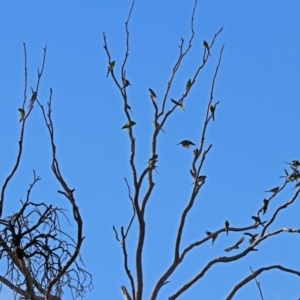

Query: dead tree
[
  {"left": 0, "top": 45, "right": 92, "bottom": 300},
  {"left": 104, "top": 0, "right": 300, "bottom": 299}
]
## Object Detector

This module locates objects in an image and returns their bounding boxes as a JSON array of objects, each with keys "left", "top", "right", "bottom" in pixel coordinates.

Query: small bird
[
  {"left": 186, "top": 79, "right": 192, "bottom": 92},
  {"left": 244, "top": 232, "right": 258, "bottom": 244},
  {"left": 193, "top": 149, "right": 199, "bottom": 157},
  {"left": 192, "top": 175, "right": 206, "bottom": 185},
  {"left": 147, "top": 155, "right": 159, "bottom": 173},
  {"left": 251, "top": 216, "right": 264, "bottom": 227},
  {"left": 149, "top": 89, "right": 157, "bottom": 101},
  {"left": 205, "top": 230, "right": 217, "bottom": 247},
  {"left": 177, "top": 140, "right": 195, "bottom": 148},
  {"left": 125, "top": 103, "right": 133, "bottom": 113},
  {"left": 122, "top": 79, "right": 131, "bottom": 90},
  {"left": 18, "top": 108, "right": 25, "bottom": 122},
  {"left": 285, "top": 160, "right": 300, "bottom": 167},
  {"left": 263, "top": 187, "right": 279, "bottom": 194},
  {"left": 106, "top": 60, "right": 115, "bottom": 77},
  {"left": 210, "top": 105, "right": 215, "bottom": 121},
  {"left": 203, "top": 40, "right": 211, "bottom": 56},
  {"left": 171, "top": 99, "right": 185, "bottom": 111},
  {"left": 15, "top": 246, "right": 24, "bottom": 259},
  {"left": 262, "top": 199, "right": 269, "bottom": 215},
  {"left": 28, "top": 91, "right": 37, "bottom": 108},
  {"left": 121, "top": 120, "right": 136, "bottom": 130},
  {"left": 153, "top": 121, "right": 165, "bottom": 133},
  {"left": 225, "top": 220, "right": 229, "bottom": 236},
  {"left": 225, "top": 237, "right": 244, "bottom": 252}
]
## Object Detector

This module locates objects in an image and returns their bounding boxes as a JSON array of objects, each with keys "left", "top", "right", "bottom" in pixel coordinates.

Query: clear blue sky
[{"left": 0, "top": 1, "right": 300, "bottom": 299}]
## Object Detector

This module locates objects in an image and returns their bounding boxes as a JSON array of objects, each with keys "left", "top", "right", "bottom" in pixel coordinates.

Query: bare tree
[
  {"left": 104, "top": 1, "right": 300, "bottom": 299},
  {"left": 0, "top": 45, "right": 92, "bottom": 299}
]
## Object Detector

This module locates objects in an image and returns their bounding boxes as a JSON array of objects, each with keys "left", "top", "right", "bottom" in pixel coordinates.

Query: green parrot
[
  {"left": 18, "top": 108, "right": 25, "bottom": 122},
  {"left": 203, "top": 40, "right": 211, "bottom": 57},
  {"left": 177, "top": 140, "right": 195, "bottom": 148},
  {"left": 153, "top": 121, "right": 165, "bottom": 133},
  {"left": 285, "top": 160, "right": 300, "bottom": 167},
  {"left": 263, "top": 187, "right": 279, "bottom": 193},
  {"left": 205, "top": 230, "right": 217, "bottom": 247},
  {"left": 251, "top": 216, "right": 264, "bottom": 227},
  {"left": 193, "top": 148, "right": 199, "bottom": 157},
  {"left": 106, "top": 60, "right": 115, "bottom": 77},
  {"left": 171, "top": 99, "right": 185, "bottom": 111},
  {"left": 122, "top": 79, "right": 131, "bottom": 90},
  {"left": 262, "top": 199, "right": 269, "bottom": 215},
  {"left": 121, "top": 120, "right": 136, "bottom": 130},
  {"left": 149, "top": 88, "right": 157, "bottom": 101},
  {"left": 28, "top": 91, "right": 37, "bottom": 108},
  {"left": 225, "top": 220, "right": 229, "bottom": 236},
  {"left": 186, "top": 79, "right": 192, "bottom": 92},
  {"left": 125, "top": 103, "right": 133, "bottom": 113},
  {"left": 196, "top": 175, "right": 206, "bottom": 183},
  {"left": 147, "top": 155, "right": 159, "bottom": 173},
  {"left": 244, "top": 232, "right": 258, "bottom": 244},
  {"left": 210, "top": 104, "right": 215, "bottom": 121},
  {"left": 225, "top": 237, "right": 244, "bottom": 252}
]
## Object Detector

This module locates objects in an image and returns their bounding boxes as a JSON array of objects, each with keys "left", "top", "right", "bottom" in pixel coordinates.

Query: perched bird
[
  {"left": 18, "top": 108, "right": 25, "bottom": 122},
  {"left": 263, "top": 187, "right": 279, "bottom": 194},
  {"left": 210, "top": 105, "right": 215, "bottom": 121},
  {"left": 153, "top": 121, "right": 165, "bottom": 133},
  {"left": 244, "top": 232, "right": 258, "bottom": 244},
  {"left": 171, "top": 99, "right": 185, "bottom": 111},
  {"left": 122, "top": 79, "right": 131, "bottom": 90},
  {"left": 149, "top": 88, "right": 157, "bottom": 101},
  {"left": 205, "top": 230, "right": 217, "bottom": 247},
  {"left": 28, "top": 91, "right": 37, "bottom": 108},
  {"left": 193, "top": 148, "right": 199, "bottom": 157},
  {"left": 147, "top": 155, "right": 159, "bottom": 173},
  {"left": 251, "top": 216, "right": 264, "bottom": 227},
  {"left": 196, "top": 175, "right": 206, "bottom": 183},
  {"left": 121, "top": 120, "right": 136, "bottom": 130},
  {"left": 203, "top": 40, "right": 211, "bottom": 56},
  {"left": 262, "top": 199, "right": 269, "bottom": 215},
  {"left": 125, "top": 103, "right": 133, "bottom": 113},
  {"left": 177, "top": 140, "right": 195, "bottom": 148},
  {"left": 285, "top": 160, "right": 300, "bottom": 167},
  {"left": 225, "top": 220, "right": 229, "bottom": 236},
  {"left": 225, "top": 237, "right": 244, "bottom": 252},
  {"left": 186, "top": 79, "right": 192, "bottom": 92},
  {"left": 106, "top": 60, "right": 115, "bottom": 77}
]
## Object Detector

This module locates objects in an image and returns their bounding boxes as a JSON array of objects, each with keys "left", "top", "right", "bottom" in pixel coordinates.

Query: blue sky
[{"left": 0, "top": 1, "right": 300, "bottom": 299}]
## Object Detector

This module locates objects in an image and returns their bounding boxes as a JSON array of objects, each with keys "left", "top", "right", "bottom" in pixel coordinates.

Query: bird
[
  {"left": 263, "top": 187, "right": 279, "bottom": 193},
  {"left": 251, "top": 216, "right": 264, "bottom": 227},
  {"left": 125, "top": 103, "right": 133, "bottom": 113},
  {"left": 191, "top": 175, "right": 206, "bottom": 185},
  {"left": 193, "top": 148, "right": 199, "bottom": 157},
  {"left": 121, "top": 120, "right": 136, "bottom": 130},
  {"left": 147, "top": 155, "right": 159, "bottom": 173},
  {"left": 225, "top": 237, "right": 244, "bottom": 252},
  {"left": 122, "top": 79, "right": 131, "bottom": 90},
  {"left": 171, "top": 99, "right": 185, "bottom": 111},
  {"left": 225, "top": 220, "right": 229, "bottom": 236},
  {"left": 205, "top": 230, "right": 217, "bottom": 247},
  {"left": 210, "top": 105, "right": 215, "bottom": 121},
  {"left": 177, "top": 140, "right": 195, "bottom": 148},
  {"left": 203, "top": 40, "right": 211, "bottom": 56},
  {"left": 153, "top": 121, "right": 165, "bottom": 133},
  {"left": 18, "top": 108, "right": 25, "bottom": 122},
  {"left": 285, "top": 160, "right": 300, "bottom": 167},
  {"left": 186, "top": 79, "right": 192, "bottom": 92},
  {"left": 244, "top": 232, "right": 258, "bottom": 244},
  {"left": 28, "top": 91, "right": 37, "bottom": 108},
  {"left": 106, "top": 60, "right": 115, "bottom": 77},
  {"left": 262, "top": 199, "right": 269, "bottom": 215},
  {"left": 149, "top": 88, "right": 157, "bottom": 101}
]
